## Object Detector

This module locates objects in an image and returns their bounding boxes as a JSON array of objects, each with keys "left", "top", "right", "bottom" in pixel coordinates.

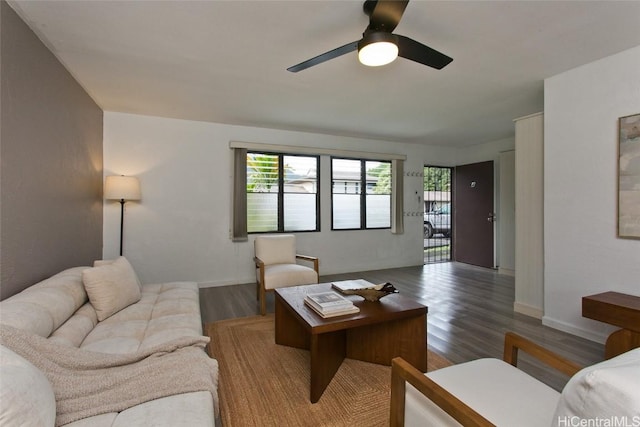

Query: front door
[{"left": 454, "top": 161, "right": 495, "bottom": 268}]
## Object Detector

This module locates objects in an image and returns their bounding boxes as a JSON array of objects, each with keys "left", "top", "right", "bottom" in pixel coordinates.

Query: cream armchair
[
  {"left": 254, "top": 234, "right": 319, "bottom": 315},
  {"left": 391, "top": 332, "right": 640, "bottom": 426}
]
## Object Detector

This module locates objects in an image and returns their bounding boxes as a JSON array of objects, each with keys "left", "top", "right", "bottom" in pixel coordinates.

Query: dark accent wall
[{"left": 1, "top": 1, "right": 103, "bottom": 299}]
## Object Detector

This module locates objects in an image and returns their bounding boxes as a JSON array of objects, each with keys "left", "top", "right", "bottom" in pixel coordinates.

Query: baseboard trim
[
  {"left": 542, "top": 316, "right": 608, "bottom": 344},
  {"left": 197, "top": 260, "right": 426, "bottom": 290},
  {"left": 513, "top": 302, "right": 543, "bottom": 319},
  {"left": 198, "top": 279, "right": 253, "bottom": 289},
  {"left": 498, "top": 267, "right": 515, "bottom": 277}
]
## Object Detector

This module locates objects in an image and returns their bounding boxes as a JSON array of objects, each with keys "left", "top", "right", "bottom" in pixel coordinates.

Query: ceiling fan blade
[
  {"left": 287, "top": 41, "right": 359, "bottom": 73},
  {"left": 366, "top": 0, "right": 409, "bottom": 32},
  {"left": 396, "top": 34, "right": 453, "bottom": 70}
]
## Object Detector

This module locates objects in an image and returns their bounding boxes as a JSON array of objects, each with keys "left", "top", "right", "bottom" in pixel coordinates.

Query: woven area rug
[{"left": 206, "top": 315, "right": 451, "bottom": 427}]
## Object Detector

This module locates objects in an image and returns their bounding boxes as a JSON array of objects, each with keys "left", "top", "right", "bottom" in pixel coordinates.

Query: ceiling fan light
[
  {"left": 359, "top": 42, "right": 398, "bottom": 66},
  {"left": 358, "top": 32, "right": 399, "bottom": 67}
]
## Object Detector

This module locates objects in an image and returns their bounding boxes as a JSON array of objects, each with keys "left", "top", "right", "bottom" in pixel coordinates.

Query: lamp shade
[{"left": 104, "top": 175, "right": 141, "bottom": 201}]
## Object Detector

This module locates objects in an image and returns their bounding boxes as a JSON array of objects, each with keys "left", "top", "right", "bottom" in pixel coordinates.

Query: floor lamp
[{"left": 105, "top": 175, "right": 141, "bottom": 256}]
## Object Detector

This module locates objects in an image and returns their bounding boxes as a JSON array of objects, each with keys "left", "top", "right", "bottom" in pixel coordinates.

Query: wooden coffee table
[{"left": 274, "top": 283, "right": 428, "bottom": 403}]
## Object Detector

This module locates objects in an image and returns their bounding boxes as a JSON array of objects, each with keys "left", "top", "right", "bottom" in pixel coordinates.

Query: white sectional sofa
[{"left": 0, "top": 258, "right": 218, "bottom": 427}]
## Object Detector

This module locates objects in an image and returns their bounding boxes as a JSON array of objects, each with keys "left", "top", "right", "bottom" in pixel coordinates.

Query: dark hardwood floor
[{"left": 200, "top": 261, "right": 604, "bottom": 391}]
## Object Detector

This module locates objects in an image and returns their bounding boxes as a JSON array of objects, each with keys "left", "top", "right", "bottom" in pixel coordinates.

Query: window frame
[
  {"left": 246, "top": 151, "right": 320, "bottom": 234},
  {"left": 330, "top": 157, "right": 392, "bottom": 231}
]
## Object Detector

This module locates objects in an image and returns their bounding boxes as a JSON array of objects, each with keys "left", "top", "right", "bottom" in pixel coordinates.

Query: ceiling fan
[{"left": 287, "top": 0, "right": 453, "bottom": 73}]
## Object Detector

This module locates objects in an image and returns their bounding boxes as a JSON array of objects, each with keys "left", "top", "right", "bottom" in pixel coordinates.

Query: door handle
[{"left": 487, "top": 213, "right": 496, "bottom": 223}]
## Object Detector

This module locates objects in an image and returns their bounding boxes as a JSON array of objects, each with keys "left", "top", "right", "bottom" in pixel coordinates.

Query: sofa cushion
[
  {"left": 60, "top": 413, "right": 117, "bottom": 427},
  {"left": 48, "top": 303, "right": 98, "bottom": 348},
  {"left": 59, "top": 391, "right": 215, "bottom": 427},
  {"left": 552, "top": 347, "right": 640, "bottom": 426},
  {"left": 82, "top": 257, "right": 141, "bottom": 321},
  {"left": 0, "top": 345, "right": 56, "bottom": 427},
  {"left": 0, "top": 267, "right": 88, "bottom": 337},
  {"left": 112, "top": 391, "right": 215, "bottom": 427},
  {"left": 80, "top": 282, "right": 202, "bottom": 354}
]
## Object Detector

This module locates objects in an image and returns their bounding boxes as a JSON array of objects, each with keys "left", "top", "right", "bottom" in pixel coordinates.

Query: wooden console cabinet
[{"left": 582, "top": 291, "right": 640, "bottom": 359}]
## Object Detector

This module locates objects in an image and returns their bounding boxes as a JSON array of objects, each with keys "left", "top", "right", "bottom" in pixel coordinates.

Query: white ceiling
[{"left": 8, "top": 1, "right": 640, "bottom": 147}]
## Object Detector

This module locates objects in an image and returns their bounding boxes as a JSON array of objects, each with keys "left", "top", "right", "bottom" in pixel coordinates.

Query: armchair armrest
[
  {"left": 390, "top": 357, "right": 493, "bottom": 427},
  {"left": 295, "top": 254, "right": 319, "bottom": 274},
  {"left": 503, "top": 332, "right": 581, "bottom": 377}
]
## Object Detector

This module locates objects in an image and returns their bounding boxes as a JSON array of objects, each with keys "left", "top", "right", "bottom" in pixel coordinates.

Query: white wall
[
  {"left": 103, "top": 112, "right": 460, "bottom": 286},
  {"left": 456, "top": 137, "right": 515, "bottom": 166},
  {"left": 543, "top": 45, "right": 640, "bottom": 343}
]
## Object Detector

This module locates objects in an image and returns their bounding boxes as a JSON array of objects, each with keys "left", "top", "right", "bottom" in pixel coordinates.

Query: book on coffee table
[
  {"left": 305, "top": 291, "right": 351, "bottom": 307},
  {"left": 304, "top": 299, "right": 360, "bottom": 318},
  {"left": 331, "top": 279, "right": 377, "bottom": 292},
  {"left": 304, "top": 291, "right": 359, "bottom": 318}
]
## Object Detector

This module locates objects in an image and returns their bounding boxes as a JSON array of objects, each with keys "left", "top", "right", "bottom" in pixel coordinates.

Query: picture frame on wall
[{"left": 618, "top": 113, "right": 640, "bottom": 239}]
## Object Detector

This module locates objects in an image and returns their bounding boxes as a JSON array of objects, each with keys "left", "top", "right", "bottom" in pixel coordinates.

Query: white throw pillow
[
  {"left": 93, "top": 259, "right": 142, "bottom": 290},
  {"left": 82, "top": 256, "right": 141, "bottom": 321},
  {"left": 0, "top": 345, "right": 56, "bottom": 426},
  {"left": 552, "top": 347, "right": 640, "bottom": 426}
]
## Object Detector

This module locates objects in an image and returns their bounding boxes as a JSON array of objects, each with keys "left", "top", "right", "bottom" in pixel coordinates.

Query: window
[
  {"left": 231, "top": 142, "right": 404, "bottom": 240},
  {"left": 331, "top": 158, "right": 391, "bottom": 230},
  {"left": 246, "top": 152, "right": 319, "bottom": 233}
]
